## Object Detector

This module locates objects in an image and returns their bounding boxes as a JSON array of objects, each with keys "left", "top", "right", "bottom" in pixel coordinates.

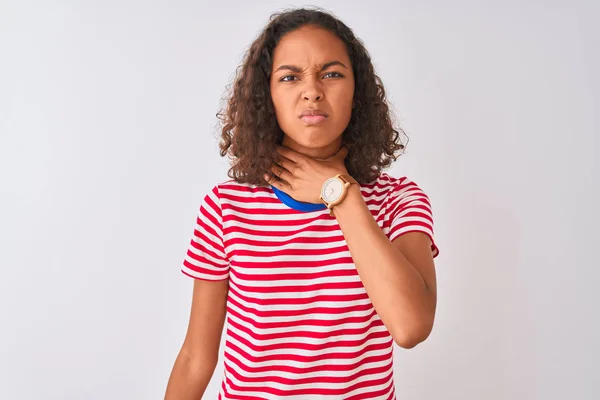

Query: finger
[
  {"left": 270, "top": 164, "right": 294, "bottom": 184},
  {"left": 277, "top": 156, "right": 298, "bottom": 174},
  {"left": 264, "top": 173, "right": 292, "bottom": 192},
  {"left": 264, "top": 172, "right": 274, "bottom": 184},
  {"left": 276, "top": 145, "right": 305, "bottom": 164}
]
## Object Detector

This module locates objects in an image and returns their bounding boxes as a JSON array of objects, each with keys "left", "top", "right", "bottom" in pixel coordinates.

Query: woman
[{"left": 166, "top": 7, "right": 439, "bottom": 400}]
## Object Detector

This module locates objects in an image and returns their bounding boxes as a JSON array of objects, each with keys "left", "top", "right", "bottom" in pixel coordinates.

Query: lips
[{"left": 299, "top": 109, "right": 328, "bottom": 125}]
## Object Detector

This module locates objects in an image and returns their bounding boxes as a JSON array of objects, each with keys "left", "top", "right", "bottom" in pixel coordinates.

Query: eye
[
  {"left": 279, "top": 75, "right": 298, "bottom": 82},
  {"left": 323, "top": 72, "right": 343, "bottom": 79}
]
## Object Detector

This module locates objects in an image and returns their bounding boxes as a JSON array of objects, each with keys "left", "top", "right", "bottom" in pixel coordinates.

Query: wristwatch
[{"left": 320, "top": 174, "right": 359, "bottom": 216}]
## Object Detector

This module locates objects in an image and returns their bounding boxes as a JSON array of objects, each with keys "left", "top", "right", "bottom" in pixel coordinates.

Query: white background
[{"left": 1, "top": 0, "right": 598, "bottom": 399}]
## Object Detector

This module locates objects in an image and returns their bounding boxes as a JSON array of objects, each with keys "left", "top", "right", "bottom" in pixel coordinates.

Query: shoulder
[
  {"left": 209, "top": 178, "right": 274, "bottom": 204},
  {"left": 365, "top": 173, "right": 430, "bottom": 200}
]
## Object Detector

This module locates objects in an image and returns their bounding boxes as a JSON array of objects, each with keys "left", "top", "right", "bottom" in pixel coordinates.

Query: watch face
[{"left": 322, "top": 178, "right": 344, "bottom": 202}]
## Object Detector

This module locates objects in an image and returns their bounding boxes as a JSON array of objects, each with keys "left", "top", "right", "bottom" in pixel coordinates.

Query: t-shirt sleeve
[
  {"left": 181, "top": 185, "right": 230, "bottom": 280},
  {"left": 388, "top": 179, "right": 440, "bottom": 258}
]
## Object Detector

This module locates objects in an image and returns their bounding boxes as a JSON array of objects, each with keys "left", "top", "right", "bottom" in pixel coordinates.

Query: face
[{"left": 269, "top": 25, "right": 355, "bottom": 158}]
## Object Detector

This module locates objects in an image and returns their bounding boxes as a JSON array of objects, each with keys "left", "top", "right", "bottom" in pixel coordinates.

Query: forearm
[
  {"left": 165, "top": 350, "right": 216, "bottom": 400},
  {"left": 333, "top": 185, "right": 435, "bottom": 347}
]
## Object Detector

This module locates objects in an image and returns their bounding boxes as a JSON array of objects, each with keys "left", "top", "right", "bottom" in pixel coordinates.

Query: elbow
[
  {"left": 391, "top": 317, "right": 434, "bottom": 349},
  {"left": 393, "top": 333, "right": 428, "bottom": 349}
]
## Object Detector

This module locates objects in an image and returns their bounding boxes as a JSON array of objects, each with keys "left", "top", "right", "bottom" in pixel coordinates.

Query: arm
[
  {"left": 333, "top": 184, "right": 437, "bottom": 349},
  {"left": 165, "top": 278, "right": 229, "bottom": 399},
  {"left": 267, "top": 146, "right": 437, "bottom": 349}
]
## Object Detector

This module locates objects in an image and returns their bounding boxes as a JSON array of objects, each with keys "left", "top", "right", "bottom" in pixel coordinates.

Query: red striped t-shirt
[{"left": 182, "top": 173, "right": 439, "bottom": 399}]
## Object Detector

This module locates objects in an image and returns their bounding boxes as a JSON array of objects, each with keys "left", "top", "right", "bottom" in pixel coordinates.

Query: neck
[{"left": 281, "top": 135, "right": 342, "bottom": 160}]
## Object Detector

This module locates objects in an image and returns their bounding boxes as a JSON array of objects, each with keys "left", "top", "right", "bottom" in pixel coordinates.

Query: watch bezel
[{"left": 320, "top": 176, "right": 345, "bottom": 203}]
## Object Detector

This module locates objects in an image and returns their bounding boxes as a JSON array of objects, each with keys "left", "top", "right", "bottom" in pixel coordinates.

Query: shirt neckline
[{"left": 270, "top": 185, "right": 327, "bottom": 212}]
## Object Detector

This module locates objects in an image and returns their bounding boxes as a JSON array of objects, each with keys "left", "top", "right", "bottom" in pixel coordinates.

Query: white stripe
[
  {"left": 227, "top": 284, "right": 366, "bottom": 300},
  {"left": 186, "top": 241, "right": 227, "bottom": 268},
  {"left": 227, "top": 305, "right": 374, "bottom": 325},
  {"left": 231, "top": 252, "right": 352, "bottom": 264},
  {"left": 222, "top": 338, "right": 392, "bottom": 370},
  {"left": 228, "top": 271, "right": 361, "bottom": 289},
  {"left": 226, "top": 238, "right": 349, "bottom": 252},
  {"left": 181, "top": 266, "right": 228, "bottom": 280},
  {"left": 222, "top": 356, "right": 393, "bottom": 393},
  {"left": 226, "top": 287, "right": 373, "bottom": 314},
  {"left": 225, "top": 324, "right": 389, "bottom": 348},
  {"left": 226, "top": 299, "right": 376, "bottom": 324},
  {"left": 225, "top": 333, "right": 392, "bottom": 365},
  {"left": 232, "top": 262, "right": 357, "bottom": 276},
  {"left": 224, "top": 347, "right": 392, "bottom": 378}
]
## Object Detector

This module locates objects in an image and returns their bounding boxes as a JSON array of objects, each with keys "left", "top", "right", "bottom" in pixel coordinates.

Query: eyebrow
[{"left": 273, "top": 60, "right": 349, "bottom": 73}]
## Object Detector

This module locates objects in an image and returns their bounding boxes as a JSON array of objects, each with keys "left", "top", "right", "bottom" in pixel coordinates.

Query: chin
[
  {"left": 298, "top": 135, "right": 337, "bottom": 148},
  {"left": 282, "top": 125, "right": 342, "bottom": 149}
]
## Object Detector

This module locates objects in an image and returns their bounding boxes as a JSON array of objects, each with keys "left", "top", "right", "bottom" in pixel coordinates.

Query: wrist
[
  {"left": 331, "top": 184, "right": 363, "bottom": 217},
  {"left": 320, "top": 174, "right": 361, "bottom": 217}
]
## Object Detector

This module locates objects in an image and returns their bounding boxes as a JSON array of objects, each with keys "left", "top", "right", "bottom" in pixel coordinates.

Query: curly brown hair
[{"left": 217, "top": 7, "right": 407, "bottom": 186}]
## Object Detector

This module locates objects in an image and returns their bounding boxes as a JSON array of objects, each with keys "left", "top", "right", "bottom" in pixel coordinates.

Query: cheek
[
  {"left": 270, "top": 88, "right": 292, "bottom": 117},
  {"left": 343, "top": 83, "right": 355, "bottom": 107},
  {"left": 269, "top": 86, "right": 279, "bottom": 111},
  {"left": 332, "top": 86, "right": 355, "bottom": 117},
  {"left": 272, "top": 93, "right": 299, "bottom": 131}
]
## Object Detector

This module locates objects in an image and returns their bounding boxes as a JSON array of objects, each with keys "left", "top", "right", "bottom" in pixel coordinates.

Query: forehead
[{"left": 271, "top": 25, "right": 351, "bottom": 68}]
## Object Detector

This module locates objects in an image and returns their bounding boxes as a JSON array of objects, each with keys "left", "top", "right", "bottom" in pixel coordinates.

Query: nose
[
  {"left": 302, "top": 79, "right": 323, "bottom": 102},
  {"left": 303, "top": 92, "right": 322, "bottom": 101}
]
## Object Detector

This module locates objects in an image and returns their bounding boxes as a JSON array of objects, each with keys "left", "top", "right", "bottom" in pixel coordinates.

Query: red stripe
[
  {"left": 227, "top": 234, "right": 346, "bottom": 246},
  {"left": 224, "top": 367, "right": 393, "bottom": 397},
  {"left": 182, "top": 259, "right": 225, "bottom": 276},
  {"left": 226, "top": 315, "right": 385, "bottom": 341},
  {"left": 227, "top": 327, "right": 391, "bottom": 353},
  {"left": 224, "top": 351, "right": 393, "bottom": 384},
  {"left": 223, "top": 223, "right": 340, "bottom": 236},
  {"left": 227, "top": 284, "right": 367, "bottom": 306},
  {"left": 229, "top": 244, "right": 349, "bottom": 258},
  {"left": 226, "top": 294, "right": 373, "bottom": 318},
  {"left": 230, "top": 257, "right": 354, "bottom": 270},
  {"left": 226, "top": 306, "right": 378, "bottom": 330},
  {"left": 345, "top": 377, "right": 395, "bottom": 400},
  {"left": 223, "top": 348, "right": 393, "bottom": 374},
  {"left": 228, "top": 278, "right": 363, "bottom": 294},
  {"left": 224, "top": 337, "right": 393, "bottom": 364}
]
